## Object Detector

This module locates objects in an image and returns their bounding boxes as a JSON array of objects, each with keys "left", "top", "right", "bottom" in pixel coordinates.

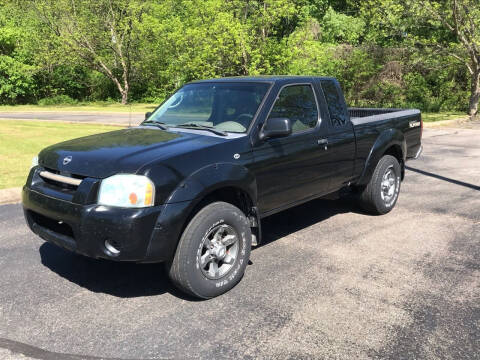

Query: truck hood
[{"left": 38, "top": 127, "right": 223, "bottom": 178}]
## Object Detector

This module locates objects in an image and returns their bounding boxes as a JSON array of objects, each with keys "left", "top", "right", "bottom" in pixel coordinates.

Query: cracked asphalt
[{"left": 0, "top": 126, "right": 479, "bottom": 359}]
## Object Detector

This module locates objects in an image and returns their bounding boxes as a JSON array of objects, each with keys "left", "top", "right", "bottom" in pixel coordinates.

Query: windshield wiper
[
  {"left": 142, "top": 121, "right": 168, "bottom": 130},
  {"left": 174, "top": 123, "right": 227, "bottom": 136}
]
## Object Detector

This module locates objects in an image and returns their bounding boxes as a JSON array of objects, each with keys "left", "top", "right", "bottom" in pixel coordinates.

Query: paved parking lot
[{"left": 0, "top": 127, "right": 479, "bottom": 359}]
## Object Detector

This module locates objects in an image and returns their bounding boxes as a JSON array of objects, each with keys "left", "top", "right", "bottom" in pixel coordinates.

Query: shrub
[
  {"left": 0, "top": 55, "right": 37, "bottom": 104},
  {"left": 37, "top": 95, "right": 78, "bottom": 106}
]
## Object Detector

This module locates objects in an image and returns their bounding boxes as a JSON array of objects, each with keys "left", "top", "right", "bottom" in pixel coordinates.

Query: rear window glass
[{"left": 320, "top": 80, "right": 349, "bottom": 127}]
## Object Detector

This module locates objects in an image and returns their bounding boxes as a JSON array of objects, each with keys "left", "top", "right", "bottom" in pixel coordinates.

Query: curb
[
  {"left": 0, "top": 187, "right": 22, "bottom": 205},
  {"left": 423, "top": 117, "right": 470, "bottom": 128}
]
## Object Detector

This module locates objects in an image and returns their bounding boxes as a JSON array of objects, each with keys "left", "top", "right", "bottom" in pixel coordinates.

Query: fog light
[{"left": 104, "top": 239, "right": 120, "bottom": 255}]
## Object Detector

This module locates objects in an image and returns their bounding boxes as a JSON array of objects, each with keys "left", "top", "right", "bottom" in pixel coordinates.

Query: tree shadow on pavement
[
  {"left": 39, "top": 192, "right": 365, "bottom": 299},
  {"left": 406, "top": 166, "right": 480, "bottom": 191}
]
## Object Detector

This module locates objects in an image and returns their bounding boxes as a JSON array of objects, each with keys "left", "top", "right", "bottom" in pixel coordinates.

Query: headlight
[
  {"left": 98, "top": 174, "right": 155, "bottom": 208},
  {"left": 31, "top": 156, "right": 39, "bottom": 169}
]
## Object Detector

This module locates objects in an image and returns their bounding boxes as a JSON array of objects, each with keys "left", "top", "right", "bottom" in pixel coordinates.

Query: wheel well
[
  {"left": 384, "top": 145, "right": 405, "bottom": 179},
  {"left": 181, "top": 187, "right": 257, "bottom": 238},
  {"left": 197, "top": 187, "right": 255, "bottom": 217}
]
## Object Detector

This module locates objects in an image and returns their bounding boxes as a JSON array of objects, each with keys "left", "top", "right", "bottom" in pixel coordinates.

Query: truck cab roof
[{"left": 189, "top": 75, "right": 338, "bottom": 84}]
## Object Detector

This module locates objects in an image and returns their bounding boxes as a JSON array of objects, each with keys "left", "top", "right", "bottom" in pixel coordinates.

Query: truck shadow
[
  {"left": 257, "top": 194, "right": 364, "bottom": 249},
  {"left": 39, "top": 243, "right": 178, "bottom": 298},
  {"left": 39, "top": 193, "right": 365, "bottom": 299}
]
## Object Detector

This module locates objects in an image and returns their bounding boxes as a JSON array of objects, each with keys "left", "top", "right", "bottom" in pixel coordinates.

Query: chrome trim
[{"left": 39, "top": 171, "right": 82, "bottom": 186}]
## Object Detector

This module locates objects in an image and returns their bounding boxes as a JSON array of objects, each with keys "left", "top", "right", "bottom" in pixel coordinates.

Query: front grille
[{"left": 28, "top": 210, "right": 75, "bottom": 239}]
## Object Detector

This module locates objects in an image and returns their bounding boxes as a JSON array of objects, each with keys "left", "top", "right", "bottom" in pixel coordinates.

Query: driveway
[
  {"left": 0, "top": 112, "right": 144, "bottom": 126},
  {"left": 0, "top": 127, "right": 479, "bottom": 359}
]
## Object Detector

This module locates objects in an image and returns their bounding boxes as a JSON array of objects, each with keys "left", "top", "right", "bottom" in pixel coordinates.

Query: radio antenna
[{"left": 129, "top": 103, "right": 132, "bottom": 128}]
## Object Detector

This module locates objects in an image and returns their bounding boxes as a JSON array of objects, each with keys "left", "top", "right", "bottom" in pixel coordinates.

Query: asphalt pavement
[
  {"left": 0, "top": 127, "right": 479, "bottom": 359},
  {"left": 0, "top": 112, "right": 144, "bottom": 126}
]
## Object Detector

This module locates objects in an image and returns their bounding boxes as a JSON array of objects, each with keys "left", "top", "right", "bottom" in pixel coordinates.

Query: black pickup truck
[{"left": 23, "top": 76, "right": 422, "bottom": 298}]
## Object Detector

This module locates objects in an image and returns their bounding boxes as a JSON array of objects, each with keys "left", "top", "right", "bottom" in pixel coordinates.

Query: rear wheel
[
  {"left": 358, "top": 155, "right": 401, "bottom": 215},
  {"left": 167, "top": 201, "right": 251, "bottom": 299}
]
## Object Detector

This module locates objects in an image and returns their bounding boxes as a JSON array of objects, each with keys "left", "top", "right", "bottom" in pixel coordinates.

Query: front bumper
[{"left": 23, "top": 186, "right": 163, "bottom": 261}]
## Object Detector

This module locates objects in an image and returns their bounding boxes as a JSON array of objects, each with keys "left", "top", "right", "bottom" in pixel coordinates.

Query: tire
[
  {"left": 358, "top": 155, "right": 401, "bottom": 215},
  {"left": 167, "top": 201, "right": 252, "bottom": 299}
]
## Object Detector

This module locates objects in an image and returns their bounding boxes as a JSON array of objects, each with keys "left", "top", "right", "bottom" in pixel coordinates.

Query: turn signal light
[{"left": 144, "top": 182, "right": 153, "bottom": 206}]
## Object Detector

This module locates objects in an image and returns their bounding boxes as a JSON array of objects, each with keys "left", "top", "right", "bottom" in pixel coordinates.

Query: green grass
[
  {"left": 0, "top": 120, "right": 124, "bottom": 189},
  {"left": 422, "top": 112, "right": 468, "bottom": 122},
  {"left": 0, "top": 102, "right": 158, "bottom": 113}
]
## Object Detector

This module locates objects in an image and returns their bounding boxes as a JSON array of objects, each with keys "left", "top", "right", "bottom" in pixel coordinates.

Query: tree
[
  {"left": 363, "top": 0, "right": 480, "bottom": 117},
  {"left": 137, "top": 0, "right": 299, "bottom": 99},
  {"left": 320, "top": 6, "right": 365, "bottom": 44},
  {"left": 0, "top": 0, "right": 475, "bottom": 111},
  {"left": 29, "top": 0, "right": 145, "bottom": 104},
  {"left": 418, "top": 0, "right": 480, "bottom": 117},
  {"left": 0, "top": 2, "right": 38, "bottom": 103}
]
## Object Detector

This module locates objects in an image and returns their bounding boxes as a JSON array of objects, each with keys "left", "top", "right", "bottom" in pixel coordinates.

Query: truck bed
[{"left": 347, "top": 107, "right": 422, "bottom": 182}]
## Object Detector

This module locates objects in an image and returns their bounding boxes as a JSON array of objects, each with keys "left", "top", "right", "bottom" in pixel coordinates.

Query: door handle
[{"left": 317, "top": 138, "right": 328, "bottom": 150}]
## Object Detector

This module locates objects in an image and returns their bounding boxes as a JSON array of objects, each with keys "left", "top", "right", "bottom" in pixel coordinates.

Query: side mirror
[
  {"left": 145, "top": 112, "right": 152, "bottom": 120},
  {"left": 259, "top": 117, "right": 292, "bottom": 140}
]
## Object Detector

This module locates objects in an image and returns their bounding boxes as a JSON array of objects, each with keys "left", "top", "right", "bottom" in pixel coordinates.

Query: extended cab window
[
  {"left": 320, "top": 80, "right": 349, "bottom": 127},
  {"left": 268, "top": 85, "right": 319, "bottom": 133},
  {"left": 147, "top": 83, "right": 270, "bottom": 133}
]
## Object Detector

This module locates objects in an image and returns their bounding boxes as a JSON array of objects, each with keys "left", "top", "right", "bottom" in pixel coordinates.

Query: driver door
[{"left": 251, "top": 83, "right": 332, "bottom": 215}]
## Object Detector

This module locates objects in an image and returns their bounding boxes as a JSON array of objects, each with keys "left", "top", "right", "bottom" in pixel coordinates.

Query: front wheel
[
  {"left": 358, "top": 155, "right": 401, "bottom": 215},
  {"left": 167, "top": 201, "right": 251, "bottom": 299}
]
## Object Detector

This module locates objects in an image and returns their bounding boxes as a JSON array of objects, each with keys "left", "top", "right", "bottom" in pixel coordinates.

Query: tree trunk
[
  {"left": 109, "top": 73, "right": 128, "bottom": 105},
  {"left": 94, "top": 60, "right": 129, "bottom": 105},
  {"left": 111, "top": 79, "right": 128, "bottom": 105},
  {"left": 469, "top": 70, "right": 480, "bottom": 118},
  {"left": 121, "top": 90, "right": 128, "bottom": 105},
  {"left": 121, "top": 68, "right": 129, "bottom": 105}
]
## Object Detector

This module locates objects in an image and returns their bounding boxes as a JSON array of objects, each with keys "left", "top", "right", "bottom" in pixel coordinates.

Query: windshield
[{"left": 145, "top": 82, "right": 270, "bottom": 133}]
